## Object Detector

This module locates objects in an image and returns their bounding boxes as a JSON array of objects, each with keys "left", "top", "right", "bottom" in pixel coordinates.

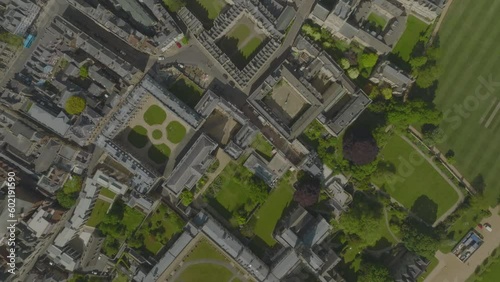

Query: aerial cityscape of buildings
[{"left": 0, "top": 0, "right": 498, "bottom": 282}]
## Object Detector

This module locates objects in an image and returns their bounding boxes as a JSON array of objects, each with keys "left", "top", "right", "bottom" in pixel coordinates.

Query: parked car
[{"left": 484, "top": 223, "right": 493, "bottom": 232}]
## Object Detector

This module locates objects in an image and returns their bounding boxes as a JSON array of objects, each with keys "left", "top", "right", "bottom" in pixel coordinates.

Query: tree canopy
[
  {"left": 65, "top": 96, "right": 86, "bottom": 115},
  {"left": 293, "top": 172, "right": 321, "bottom": 207},
  {"left": 343, "top": 128, "right": 379, "bottom": 165},
  {"left": 401, "top": 218, "right": 439, "bottom": 259},
  {"left": 358, "top": 262, "right": 392, "bottom": 282},
  {"left": 359, "top": 53, "right": 379, "bottom": 69},
  {"left": 180, "top": 190, "right": 194, "bottom": 206}
]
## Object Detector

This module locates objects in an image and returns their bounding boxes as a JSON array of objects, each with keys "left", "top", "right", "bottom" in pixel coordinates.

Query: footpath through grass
[{"left": 374, "top": 135, "right": 459, "bottom": 224}]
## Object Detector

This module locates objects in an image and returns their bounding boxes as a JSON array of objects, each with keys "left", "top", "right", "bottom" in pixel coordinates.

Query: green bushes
[{"left": 56, "top": 176, "right": 83, "bottom": 209}]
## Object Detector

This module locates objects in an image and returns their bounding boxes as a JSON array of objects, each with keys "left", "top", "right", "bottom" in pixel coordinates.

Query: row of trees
[{"left": 301, "top": 21, "right": 379, "bottom": 80}]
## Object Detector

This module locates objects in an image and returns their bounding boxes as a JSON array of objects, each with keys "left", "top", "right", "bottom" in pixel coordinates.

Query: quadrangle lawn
[
  {"left": 207, "top": 162, "right": 268, "bottom": 225},
  {"left": 373, "top": 135, "right": 459, "bottom": 224},
  {"left": 86, "top": 199, "right": 110, "bottom": 227},
  {"left": 433, "top": 0, "right": 500, "bottom": 208},
  {"left": 251, "top": 175, "right": 294, "bottom": 247},
  {"left": 392, "top": 15, "right": 429, "bottom": 62},
  {"left": 176, "top": 239, "right": 241, "bottom": 282},
  {"left": 226, "top": 23, "right": 265, "bottom": 58}
]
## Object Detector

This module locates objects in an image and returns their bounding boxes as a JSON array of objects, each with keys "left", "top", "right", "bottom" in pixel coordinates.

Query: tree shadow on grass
[
  {"left": 168, "top": 78, "right": 202, "bottom": 108},
  {"left": 186, "top": 1, "right": 212, "bottom": 29},
  {"left": 147, "top": 144, "right": 170, "bottom": 164},
  {"left": 411, "top": 195, "right": 438, "bottom": 225},
  {"left": 217, "top": 36, "right": 267, "bottom": 70},
  {"left": 471, "top": 174, "right": 486, "bottom": 195}
]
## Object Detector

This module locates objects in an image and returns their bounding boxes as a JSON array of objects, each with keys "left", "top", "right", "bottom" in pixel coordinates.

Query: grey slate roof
[
  {"left": 271, "top": 249, "right": 300, "bottom": 279},
  {"left": 165, "top": 134, "right": 217, "bottom": 196},
  {"left": 27, "top": 104, "right": 70, "bottom": 137},
  {"left": 311, "top": 3, "right": 330, "bottom": 21},
  {"left": 275, "top": 5, "right": 295, "bottom": 31}
]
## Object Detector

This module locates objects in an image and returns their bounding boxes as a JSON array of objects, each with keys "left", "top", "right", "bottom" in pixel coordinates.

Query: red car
[{"left": 176, "top": 42, "right": 182, "bottom": 48}]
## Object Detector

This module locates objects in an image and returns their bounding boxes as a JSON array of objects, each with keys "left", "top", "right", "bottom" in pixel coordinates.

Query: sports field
[
  {"left": 433, "top": 0, "right": 500, "bottom": 206},
  {"left": 374, "top": 135, "right": 460, "bottom": 224}
]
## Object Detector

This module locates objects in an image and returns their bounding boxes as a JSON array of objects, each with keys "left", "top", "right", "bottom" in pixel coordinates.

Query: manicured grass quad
[
  {"left": 392, "top": 15, "right": 429, "bottom": 61},
  {"left": 433, "top": 0, "right": 500, "bottom": 208},
  {"left": 208, "top": 162, "right": 268, "bottom": 223},
  {"left": 128, "top": 125, "right": 149, "bottom": 148},
  {"left": 226, "top": 24, "right": 264, "bottom": 58},
  {"left": 252, "top": 177, "right": 294, "bottom": 246},
  {"left": 166, "top": 121, "right": 186, "bottom": 144},
  {"left": 177, "top": 239, "right": 237, "bottom": 282},
  {"left": 373, "top": 135, "right": 459, "bottom": 224},
  {"left": 143, "top": 105, "right": 167, "bottom": 126}
]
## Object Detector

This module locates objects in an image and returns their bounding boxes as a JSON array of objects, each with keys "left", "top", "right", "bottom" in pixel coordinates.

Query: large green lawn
[
  {"left": 252, "top": 175, "right": 294, "bottom": 246},
  {"left": 86, "top": 199, "right": 110, "bottom": 227},
  {"left": 373, "top": 135, "right": 459, "bottom": 224},
  {"left": 433, "top": 0, "right": 500, "bottom": 208},
  {"left": 207, "top": 162, "right": 268, "bottom": 225},
  {"left": 178, "top": 239, "right": 236, "bottom": 282},
  {"left": 136, "top": 204, "right": 184, "bottom": 255},
  {"left": 392, "top": 15, "right": 429, "bottom": 61},
  {"left": 168, "top": 75, "right": 203, "bottom": 108},
  {"left": 143, "top": 105, "right": 166, "bottom": 126}
]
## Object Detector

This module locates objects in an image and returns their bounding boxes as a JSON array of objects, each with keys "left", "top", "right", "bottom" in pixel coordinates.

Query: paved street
[
  {"left": 13, "top": 205, "right": 76, "bottom": 282},
  {"left": 0, "top": 0, "right": 69, "bottom": 88}
]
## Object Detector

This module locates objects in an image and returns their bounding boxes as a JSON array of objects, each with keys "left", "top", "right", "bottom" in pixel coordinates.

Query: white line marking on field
[
  {"left": 480, "top": 97, "right": 497, "bottom": 125},
  {"left": 484, "top": 100, "right": 500, "bottom": 128}
]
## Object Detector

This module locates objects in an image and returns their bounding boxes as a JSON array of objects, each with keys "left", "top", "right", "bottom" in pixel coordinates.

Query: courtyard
[
  {"left": 217, "top": 15, "right": 267, "bottom": 69},
  {"left": 133, "top": 204, "right": 185, "bottom": 255},
  {"left": 121, "top": 96, "right": 192, "bottom": 168},
  {"left": 205, "top": 162, "right": 269, "bottom": 227},
  {"left": 263, "top": 79, "right": 311, "bottom": 126},
  {"left": 373, "top": 135, "right": 461, "bottom": 225}
]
